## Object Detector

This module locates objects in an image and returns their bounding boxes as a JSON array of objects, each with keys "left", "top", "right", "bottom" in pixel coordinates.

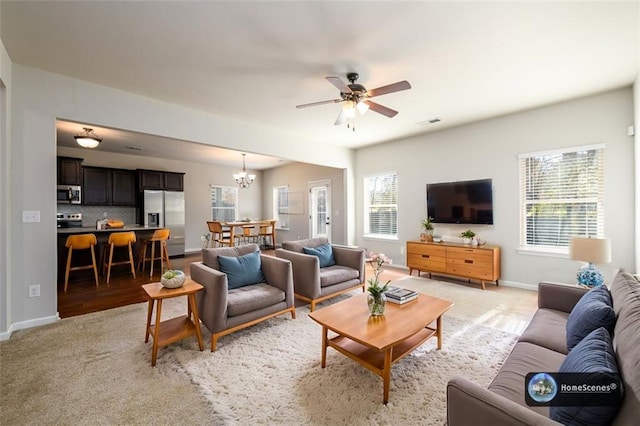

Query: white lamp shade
[{"left": 569, "top": 237, "right": 611, "bottom": 264}]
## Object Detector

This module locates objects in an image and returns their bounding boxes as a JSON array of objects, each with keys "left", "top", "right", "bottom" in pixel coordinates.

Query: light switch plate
[{"left": 22, "top": 210, "right": 41, "bottom": 223}]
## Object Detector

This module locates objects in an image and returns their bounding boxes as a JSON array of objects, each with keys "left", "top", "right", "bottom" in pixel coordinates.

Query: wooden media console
[{"left": 406, "top": 240, "right": 501, "bottom": 289}]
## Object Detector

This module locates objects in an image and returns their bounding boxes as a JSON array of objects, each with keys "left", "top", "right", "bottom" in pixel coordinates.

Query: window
[
  {"left": 364, "top": 172, "right": 398, "bottom": 238},
  {"left": 273, "top": 185, "right": 289, "bottom": 230},
  {"left": 519, "top": 144, "right": 604, "bottom": 252},
  {"left": 210, "top": 185, "right": 238, "bottom": 222}
]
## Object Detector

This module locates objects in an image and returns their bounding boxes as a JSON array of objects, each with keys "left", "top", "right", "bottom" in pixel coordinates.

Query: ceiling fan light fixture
[
  {"left": 356, "top": 100, "right": 369, "bottom": 115},
  {"left": 343, "top": 101, "right": 356, "bottom": 119},
  {"left": 234, "top": 153, "right": 255, "bottom": 189},
  {"left": 74, "top": 127, "right": 102, "bottom": 149}
]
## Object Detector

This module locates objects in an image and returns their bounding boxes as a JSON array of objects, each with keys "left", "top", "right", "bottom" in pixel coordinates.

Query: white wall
[
  {"left": 57, "top": 146, "right": 263, "bottom": 253},
  {"left": 635, "top": 75, "right": 640, "bottom": 272},
  {"left": 355, "top": 88, "right": 635, "bottom": 289},
  {"left": 262, "top": 162, "right": 346, "bottom": 244},
  {"left": 2, "top": 63, "right": 353, "bottom": 336},
  {"left": 0, "top": 37, "right": 12, "bottom": 335}
]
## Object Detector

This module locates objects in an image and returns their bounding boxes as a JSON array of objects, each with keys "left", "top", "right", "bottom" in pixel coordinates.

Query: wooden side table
[{"left": 142, "top": 280, "right": 205, "bottom": 366}]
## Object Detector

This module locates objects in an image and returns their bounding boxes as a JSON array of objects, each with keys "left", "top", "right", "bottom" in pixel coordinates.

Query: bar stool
[
  {"left": 64, "top": 233, "right": 99, "bottom": 292},
  {"left": 102, "top": 231, "right": 137, "bottom": 284},
  {"left": 137, "top": 229, "right": 171, "bottom": 278}
]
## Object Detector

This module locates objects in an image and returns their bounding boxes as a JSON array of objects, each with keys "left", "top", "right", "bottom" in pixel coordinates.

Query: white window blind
[
  {"left": 273, "top": 185, "right": 289, "bottom": 229},
  {"left": 519, "top": 144, "right": 604, "bottom": 250},
  {"left": 364, "top": 172, "right": 398, "bottom": 238},
  {"left": 210, "top": 185, "right": 238, "bottom": 222}
]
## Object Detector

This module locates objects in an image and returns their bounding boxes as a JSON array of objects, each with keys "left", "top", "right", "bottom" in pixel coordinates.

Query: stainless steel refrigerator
[{"left": 142, "top": 190, "right": 185, "bottom": 258}]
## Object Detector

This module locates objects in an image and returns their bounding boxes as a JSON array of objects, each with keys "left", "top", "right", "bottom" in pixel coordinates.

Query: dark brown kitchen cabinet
[
  {"left": 138, "top": 170, "right": 164, "bottom": 190},
  {"left": 83, "top": 167, "right": 136, "bottom": 206},
  {"left": 83, "top": 167, "right": 111, "bottom": 205},
  {"left": 111, "top": 169, "right": 136, "bottom": 206},
  {"left": 57, "top": 157, "right": 83, "bottom": 185},
  {"left": 164, "top": 172, "right": 184, "bottom": 191},
  {"left": 138, "top": 169, "right": 184, "bottom": 191}
]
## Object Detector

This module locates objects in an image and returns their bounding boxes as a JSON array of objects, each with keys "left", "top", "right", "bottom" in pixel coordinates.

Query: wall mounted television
[{"left": 426, "top": 178, "right": 494, "bottom": 225}]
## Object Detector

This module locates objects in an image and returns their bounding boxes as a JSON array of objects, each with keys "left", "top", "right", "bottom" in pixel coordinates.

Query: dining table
[{"left": 222, "top": 220, "right": 276, "bottom": 248}]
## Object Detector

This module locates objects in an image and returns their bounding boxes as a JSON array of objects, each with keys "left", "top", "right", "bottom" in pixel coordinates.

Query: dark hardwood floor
[
  {"left": 57, "top": 249, "right": 394, "bottom": 318},
  {"left": 57, "top": 252, "right": 205, "bottom": 318}
]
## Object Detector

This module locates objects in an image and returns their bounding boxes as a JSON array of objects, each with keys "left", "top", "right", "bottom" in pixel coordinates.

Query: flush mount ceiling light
[
  {"left": 233, "top": 153, "right": 256, "bottom": 189},
  {"left": 74, "top": 127, "right": 102, "bottom": 149}
]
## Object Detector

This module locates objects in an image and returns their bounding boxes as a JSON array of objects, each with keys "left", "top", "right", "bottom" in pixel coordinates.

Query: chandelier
[
  {"left": 233, "top": 153, "right": 256, "bottom": 189},
  {"left": 74, "top": 127, "right": 102, "bottom": 149}
]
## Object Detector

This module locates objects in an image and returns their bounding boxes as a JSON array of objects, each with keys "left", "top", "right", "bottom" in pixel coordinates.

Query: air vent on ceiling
[
  {"left": 125, "top": 146, "right": 143, "bottom": 151},
  {"left": 416, "top": 117, "right": 441, "bottom": 126}
]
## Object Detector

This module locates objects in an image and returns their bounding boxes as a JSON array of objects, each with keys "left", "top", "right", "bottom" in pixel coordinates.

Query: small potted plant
[
  {"left": 460, "top": 229, "right": 476, "bottom": 245},
  {"left": 420, "top": 217, "right": 434, "bottom": 242}
]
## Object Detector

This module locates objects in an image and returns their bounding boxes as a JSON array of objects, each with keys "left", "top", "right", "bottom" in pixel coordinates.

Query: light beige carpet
[{"left": 1, "top": 277, "right": 537, "bottom": 425}]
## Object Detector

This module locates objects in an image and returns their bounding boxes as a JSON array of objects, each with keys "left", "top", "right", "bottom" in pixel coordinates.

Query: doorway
[{"left": 309, "top": 180, "right": 331, "bottom": 242}]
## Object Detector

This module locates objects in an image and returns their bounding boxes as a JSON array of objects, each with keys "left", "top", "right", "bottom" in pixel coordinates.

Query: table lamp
[{"left": 569, "top": 237, "right": 611, "bottom": 287}]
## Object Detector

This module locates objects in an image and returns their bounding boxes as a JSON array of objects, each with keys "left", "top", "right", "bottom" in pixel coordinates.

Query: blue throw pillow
[
  {"left": 550, "top": 327, "right": 622, "bottom": 425},
  {"left": 217, "top": 250, "right": 265, "bottom": 290},
  {"left": 566, "top": 285, "right": 615, "bottom": 350},
  {"left": 303, "top": 243, "right": 335, "bottom": 268}
]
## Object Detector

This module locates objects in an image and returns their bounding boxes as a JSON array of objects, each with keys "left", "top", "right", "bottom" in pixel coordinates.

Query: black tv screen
[{"left": 426, "top": 179, "right": 494, "bottom": 225}]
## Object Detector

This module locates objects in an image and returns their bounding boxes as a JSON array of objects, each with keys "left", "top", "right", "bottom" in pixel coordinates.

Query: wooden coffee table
[{"left": 309, "top": 292, "right": 453, "bottom": 403}]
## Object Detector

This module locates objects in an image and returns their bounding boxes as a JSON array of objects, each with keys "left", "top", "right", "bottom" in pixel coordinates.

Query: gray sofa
[
  {"left": 190, "top": 244, "right": 296, "bottom": 351},
  {"left": 275, "top": 237, "right": 365, "bottom": 311},
  {"left": 447, "top": 270, "right": 640, "bottom": 425}
]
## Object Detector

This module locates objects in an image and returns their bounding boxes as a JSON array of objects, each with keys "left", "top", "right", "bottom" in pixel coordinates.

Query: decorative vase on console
[{"left": 366, "top": 252, "right": 392, "bottom": 316}]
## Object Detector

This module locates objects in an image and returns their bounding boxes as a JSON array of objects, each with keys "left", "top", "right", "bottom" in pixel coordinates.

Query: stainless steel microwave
[{"left": 57, "top": 185, "right": 81, "bottom": 204}]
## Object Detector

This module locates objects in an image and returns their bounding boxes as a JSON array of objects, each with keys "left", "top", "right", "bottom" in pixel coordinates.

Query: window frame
[
  {"left": 273, "top": 185, "right": 290, "bottom": 230},
  {"left": 363, "top": 171, "right": 398, "bottom": 240},
  {"left": 210, "top": 185, "right": 238, "bottom": 222},
  {"left": 518, "top": 143, "right": 605, "bottom": 256}
]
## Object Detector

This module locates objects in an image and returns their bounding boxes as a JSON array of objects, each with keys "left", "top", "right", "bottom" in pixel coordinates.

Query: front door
[{"left": 309, "top": 180, "right": 331, "bottom": 242}]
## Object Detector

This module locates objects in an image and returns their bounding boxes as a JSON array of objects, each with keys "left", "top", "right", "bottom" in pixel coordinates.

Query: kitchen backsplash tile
[{"left": 57, "top": 205, "right": 137, "bottom": 227}]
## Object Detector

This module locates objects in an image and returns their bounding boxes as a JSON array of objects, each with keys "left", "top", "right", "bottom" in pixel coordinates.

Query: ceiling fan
[{"left": 296, "top": 72, "right": 411, "bottom": 130}]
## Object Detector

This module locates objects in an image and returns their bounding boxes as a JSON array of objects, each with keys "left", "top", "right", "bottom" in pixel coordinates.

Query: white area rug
[
  {"left": 165, "top": 300, "right": 519, "bottom": 425},
  {"left": 1, "top": 277, "right": 535, "bottom": 425}
]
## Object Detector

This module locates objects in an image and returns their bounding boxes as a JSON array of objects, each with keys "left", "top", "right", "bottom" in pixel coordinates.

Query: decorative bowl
[{"left": 161, "top": 270, "right": 186, "bottom": 288}]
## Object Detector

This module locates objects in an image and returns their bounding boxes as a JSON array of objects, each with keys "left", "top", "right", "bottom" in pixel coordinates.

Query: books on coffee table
[{"left": 385, "top": 286, "right": 418, "bottom": 304}]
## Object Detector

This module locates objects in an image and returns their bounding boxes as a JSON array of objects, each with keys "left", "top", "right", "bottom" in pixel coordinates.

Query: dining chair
[{"left": 207, "top": 221, "right": 233, "bottom": 247}]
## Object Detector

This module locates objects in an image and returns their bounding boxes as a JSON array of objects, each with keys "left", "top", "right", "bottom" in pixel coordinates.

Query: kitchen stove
[{"left": 57, "top": 213, "right": 83, "bottom": 228}]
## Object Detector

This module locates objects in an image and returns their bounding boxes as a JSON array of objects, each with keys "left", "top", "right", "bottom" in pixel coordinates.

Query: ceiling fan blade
[
  {"left": 334, "top": 109, "right": 347, "bottom": 126},
  {"left": 296, "top": 98, "right": 342, "bottom": 109},
  {"left": 365, "top": 100, "right": 398, "bottom": 118},
  {"left": 326, "top": 76, "right": 352, "bottom": 93},
  {"left": 366, "top": 80, "right": 411, "bottom": 98}
]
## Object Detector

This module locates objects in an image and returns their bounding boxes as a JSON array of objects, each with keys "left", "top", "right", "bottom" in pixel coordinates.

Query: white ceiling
[{"left": 2, "top": 1, "right": 639, "bottom": 166}]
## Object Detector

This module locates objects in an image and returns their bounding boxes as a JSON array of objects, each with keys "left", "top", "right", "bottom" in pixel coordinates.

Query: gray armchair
[
  {"left": 190, "top": 243, "right": 296, "bottom": 351},
  {"left": 275, "top": 237, "right": 365, "bottom": 311}
]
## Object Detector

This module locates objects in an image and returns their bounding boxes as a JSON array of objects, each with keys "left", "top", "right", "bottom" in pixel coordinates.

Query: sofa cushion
[
  {"left": 550, "top": 327, "right": 622, "bottom": 426},
  {"left": 227, "top": 283, "right": 285, "bottom": 317},
  {"left": 202, "top": 243, "right": 260, "bottom": 271},
  {"left": 518, "top": 308, "right": 570, "bottom": 355},
  {"left": 303, "top": 243, "right": 336, "bottom": 268},
  {"left": 319, "top": 265, "right": 359, "bottom": 287},
  {"left": 281, "top": 237, "right": 328, "bottom": 254},
  {"left": 218, "top": 250, "right": 266, "bottom": 290},
  {"left": 609, "top": 270, "right": 640, "bottom": 426},
  {"left": 566, "top": 285, "right": 615, "bottom": 350},
  {"left": 488, "top": 342, "right": 566, "bottom": 417}
]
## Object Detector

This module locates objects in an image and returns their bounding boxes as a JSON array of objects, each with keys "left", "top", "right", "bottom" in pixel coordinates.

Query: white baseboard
[
  {"left": 386, "top": 265, "right": 539, "bottom": 292},
  {"left": 0, "top": 314, "right": 60, "bottom": 341}
]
